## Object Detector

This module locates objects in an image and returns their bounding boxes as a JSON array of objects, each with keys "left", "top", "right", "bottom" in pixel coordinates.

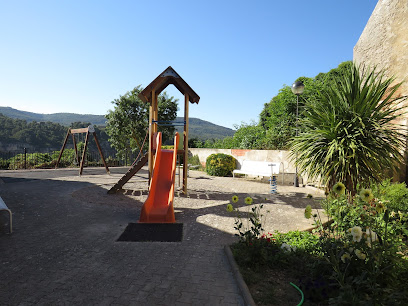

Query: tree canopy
[{"left": 105, "top": 85, "right": 178, "bottom": 159}]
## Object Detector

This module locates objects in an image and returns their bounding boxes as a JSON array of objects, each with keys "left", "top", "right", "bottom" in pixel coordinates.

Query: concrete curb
[{"left": 224, "top": 245, "right": 256, "bottom": 306}]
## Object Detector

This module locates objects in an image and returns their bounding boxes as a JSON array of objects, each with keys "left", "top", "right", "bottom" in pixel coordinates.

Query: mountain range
[{"left": 0, "top": 106, "right": 235, "bottom": 140}]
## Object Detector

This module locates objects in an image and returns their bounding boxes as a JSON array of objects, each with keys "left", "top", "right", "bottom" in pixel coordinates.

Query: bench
[
  {"left": 0, "top": 196, "right": 12, "bottom": 234},
  {"left": 233, "top": 160, "right": 284, "bottom": 184}
]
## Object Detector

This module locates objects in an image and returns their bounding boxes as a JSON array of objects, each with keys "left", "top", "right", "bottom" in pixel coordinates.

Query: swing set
[{"left": 55, "top": 125, "right": 110, "bottom": 175}]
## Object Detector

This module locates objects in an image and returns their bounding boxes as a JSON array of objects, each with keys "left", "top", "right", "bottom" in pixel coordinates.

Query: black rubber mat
[{"left": 117, "top": 223, "right": 183, "bottom": 242}]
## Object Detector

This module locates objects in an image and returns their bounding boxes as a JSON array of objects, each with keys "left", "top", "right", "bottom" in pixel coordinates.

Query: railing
[{"left": 0, "top": 148, "right": 139, "bottom": 170}]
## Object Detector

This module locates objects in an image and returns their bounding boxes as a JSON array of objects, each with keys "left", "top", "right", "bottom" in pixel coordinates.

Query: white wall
[{"left": 188, "top": 148, "right": 316, "bottom": 185}]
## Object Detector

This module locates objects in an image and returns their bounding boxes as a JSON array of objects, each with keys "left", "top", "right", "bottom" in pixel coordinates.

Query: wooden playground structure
[
  {"left": 56, "top": 125, "right": 110, "bottom": 175},
  {"left": 108, "top": 66, "right": 200, "bottom": 194}
]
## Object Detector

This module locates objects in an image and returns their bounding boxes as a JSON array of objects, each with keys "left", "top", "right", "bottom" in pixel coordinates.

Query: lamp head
[{"left": 291, "top": 81, "right": 305, "bottom": 95}]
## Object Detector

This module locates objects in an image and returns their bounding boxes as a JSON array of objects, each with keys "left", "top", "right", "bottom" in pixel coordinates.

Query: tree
[
  {"left": 105, "top": 85, "right": 178, "bottom": 159},
  {"left": 290, "top": 63, "right": 407, "bottom": 195},
  {"left": 232, "top": 122, "right": 266, "bottom": 149},
  {"left": 260, "top": 61, "right": 353, "bottom": 149}
]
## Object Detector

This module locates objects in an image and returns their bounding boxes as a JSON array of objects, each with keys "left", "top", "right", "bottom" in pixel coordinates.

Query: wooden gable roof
[{"left": 138, "top": 66, "right": 200, "bottom": 104}]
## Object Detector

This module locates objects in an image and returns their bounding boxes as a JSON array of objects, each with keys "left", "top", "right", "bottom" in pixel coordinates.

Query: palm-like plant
[{"left": 290, "top": 64, "right": 407, "bottom": 195}]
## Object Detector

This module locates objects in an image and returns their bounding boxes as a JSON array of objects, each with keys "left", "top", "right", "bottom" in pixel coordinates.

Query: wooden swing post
[{"left": 55, "top": 125, "right": 110, "bottom": 175}]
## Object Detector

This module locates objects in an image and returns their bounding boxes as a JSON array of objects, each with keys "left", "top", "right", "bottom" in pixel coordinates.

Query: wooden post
[
  {"left": 148, "top": 90, "right": 157, "bottom": 183},
  {"left": 148, "top": 101, "right": 153, "bottom": 182},
  {"left": 183, "top": 93, "right": 189, "bottom": 194},
  {"left": 93, "top": 132, "right": 110, "bottom": 174},
  {"left": 72, "top": 133, "right": 79, "bottom": 165},
  {"left": 56, "top": 129, "right": 71, "bottom": 168},
  {"left": 79, "top": 130, "right": 90, "bottom": 176}
]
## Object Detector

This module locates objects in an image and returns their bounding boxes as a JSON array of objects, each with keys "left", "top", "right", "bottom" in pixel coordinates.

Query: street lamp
[{"left": 291, "top": 81, "right": 305, "bottom": 187}]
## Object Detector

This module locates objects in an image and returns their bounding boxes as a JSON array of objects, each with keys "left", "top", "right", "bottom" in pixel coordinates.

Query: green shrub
[
  {"left": 205, "top": 153, "right": 235, "bottom": 176},
  {"left": 373, "top": 179, "right": 408, "bottom": 212},
  {"left": 189, "top": 154, "right": 201, "bottom": 167}
]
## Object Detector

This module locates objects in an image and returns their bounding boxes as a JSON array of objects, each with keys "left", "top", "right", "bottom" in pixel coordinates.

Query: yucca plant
[{"left": 290, "top": 64, "right": 407, "bottom": 195}]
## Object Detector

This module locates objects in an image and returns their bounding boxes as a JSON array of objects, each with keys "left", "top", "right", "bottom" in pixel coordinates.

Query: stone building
[{"left": 354, "top": 0, "right": 408, "bottom": 182}]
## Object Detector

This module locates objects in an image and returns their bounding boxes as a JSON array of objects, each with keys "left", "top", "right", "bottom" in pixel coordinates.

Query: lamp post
[{"left": 291, "top": 81, "right": 305, "bottom": 187}]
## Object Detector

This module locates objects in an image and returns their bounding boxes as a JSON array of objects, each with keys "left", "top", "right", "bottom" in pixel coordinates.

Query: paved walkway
[{"left": 0, "top": 167, "right": 323, "bottom": 305}]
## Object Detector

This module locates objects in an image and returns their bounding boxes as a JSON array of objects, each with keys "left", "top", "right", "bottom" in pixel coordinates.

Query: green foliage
[
  {"left": 188, "top": 154, "right": 202, "bottom": 168},
  {"left": 310, "top": 183, "right": 408, "bottom": 304},
  {"left": 227, "top": 179, "right": 408, "bottom": 304},
  {"left": 198, "top": 61, "right": 354, "bottom": 150},
  {"left": 0, "top": 113, "right": 67, "bottom": 150},
  {"left": 372, "top": 179, "right": 408, "bottom": 213},
  {"left": 228, "top": 195, "right": 265, "bottom": 244},
  {"left": 290, "top": 63, "right": 407, "bottom": 194},
  {"left": 105, "top": 86, "right": 178, "bottom": 159},
  {"left": 205, "top": 153, "right": 235, "bottom": 176},
  {"left": 258, "top": 63, "right": 353, "bottom": 150},
  {"left": 231, "top": 122, "right": 266, "bottom": 149}
]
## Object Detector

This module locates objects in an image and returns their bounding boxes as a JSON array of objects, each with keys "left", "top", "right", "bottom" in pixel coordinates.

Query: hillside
[
  {"left": 0, "top": 107, "right": 235, "bottom": 140},
  {"left": 0, "top": 107, "right": 107, "bottom": 126}
]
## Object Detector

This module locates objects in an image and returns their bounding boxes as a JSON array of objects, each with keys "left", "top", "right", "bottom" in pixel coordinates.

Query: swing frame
[{"left": 55, "top": 125, "right": 110, "bottom": 175}]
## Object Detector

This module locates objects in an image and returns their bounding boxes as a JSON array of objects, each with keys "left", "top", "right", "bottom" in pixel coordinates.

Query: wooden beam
[
  {"left": 79, "top": 131, "right": 90, "bottom": 176},
  {"left": 55, "top": 128, "right": 71, "bottom": 168},
  {"left": 71, "top": 128, "right": 89, "bottom": 134},
  {"left": 183, "top": 93, "right": 189, "bottom": 194},
  {"left": 72, "top": 133, "right": 79, "bottom": 165},
  {"left": 93, "top": 132, "right": 110, "bottom": 174},
  {"left": 148, "top": 90, "right": 157, "bottom": 183}
]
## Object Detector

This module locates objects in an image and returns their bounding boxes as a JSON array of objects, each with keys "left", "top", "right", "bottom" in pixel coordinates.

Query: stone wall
[
  {"left": 354, "top": 0, "right": 408, "bottom": 182},
  {"left": 354, "top": 0, "right": 408, "bottom": 112}
]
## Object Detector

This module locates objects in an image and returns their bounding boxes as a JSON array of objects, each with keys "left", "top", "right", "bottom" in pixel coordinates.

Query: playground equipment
[
  {"left": 139, "top": 132, "right": 179, "bottom": 223},
  {"left": 108, "top": 66, "right": 199, "bottom": 194},
  {"left": 56, "top": 125, "right": 110, "bottom": 175}
]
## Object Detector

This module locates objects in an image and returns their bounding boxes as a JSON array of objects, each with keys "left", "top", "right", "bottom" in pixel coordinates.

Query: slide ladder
[
  {"left": 139, "top": 132, "right": 179, "bottom": 223},
  {"left": 107, "top": 153, "right": 148, "bottom": 194}
]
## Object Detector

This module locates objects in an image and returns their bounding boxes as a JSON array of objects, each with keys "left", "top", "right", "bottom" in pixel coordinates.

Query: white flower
[
  {"left": 280, "top": 243, "right": 296, "bottom": 252},
  {"left": 365, "top": 228, "right": 378, "bottom": 247},
  {"left": 350, "top": 226, "right": 363, "bottom": 242}
]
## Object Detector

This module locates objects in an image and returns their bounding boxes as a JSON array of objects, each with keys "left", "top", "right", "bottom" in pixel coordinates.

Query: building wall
[
  {"left": 353, "top": 0, "right": 408, "bottom": 182},
  {"left": 354, "top": 0, "right": 408, "bottom": 111}
]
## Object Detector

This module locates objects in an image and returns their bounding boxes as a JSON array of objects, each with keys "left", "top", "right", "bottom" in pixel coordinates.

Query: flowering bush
[
  {"left": 228, "top": 181, "right": 408, "bottom": 304},
  {"left": 205, "top": 153, "right": 236, "bottom": 176},
  {"left": 226, "top": 195, "right": 264, "bottom": 245},
  {"left": 308, "top": 183, "right": 408, "bottom": 304}
]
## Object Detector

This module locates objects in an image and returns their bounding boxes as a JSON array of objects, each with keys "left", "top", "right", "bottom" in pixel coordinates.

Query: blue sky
[{"left": 0, "top": 0, "right": 377, "bottom": 129}]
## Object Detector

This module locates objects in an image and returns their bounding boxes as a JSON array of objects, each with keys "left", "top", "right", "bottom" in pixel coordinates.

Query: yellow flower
[
  {"left": 341, "top": 252, "right": 351, "bottom": 263},
  {"left": 304, "top": 205, "right": 312, "bottom": 219},
  {"left": 231, "top": 195, "right": 239, "bottom": 203},
  {"left": 245, "top": 197, "right": 253, "bottom": 205},
  {"left": 359, "top": 188, "right": 374, "bottom": 203},
  {"left": 376, "top": 202, "right": 386, "bottom": 214},
  {"left": 333, "top": 182, "right": 346, "bottom": 195},
  {"left": 226, "top": 204, "right": 234, "bottom": 212},
  {"left": 355, "top": 249, "right": 366, "bottom": 260}
]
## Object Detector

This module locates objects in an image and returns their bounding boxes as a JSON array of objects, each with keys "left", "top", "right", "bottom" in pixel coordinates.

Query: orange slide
[{"left": 139, "top": 132, "right": 179, "bottom": 223}]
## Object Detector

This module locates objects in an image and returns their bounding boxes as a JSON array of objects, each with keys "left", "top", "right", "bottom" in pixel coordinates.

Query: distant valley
[{"left": 0, "top": 106, "right": 235, "bottom": 143}]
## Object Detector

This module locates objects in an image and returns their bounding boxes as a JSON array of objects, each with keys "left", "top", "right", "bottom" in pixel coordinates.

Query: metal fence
[{"left": 0, "top": 148, "right": 139, "bottom": 170}]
